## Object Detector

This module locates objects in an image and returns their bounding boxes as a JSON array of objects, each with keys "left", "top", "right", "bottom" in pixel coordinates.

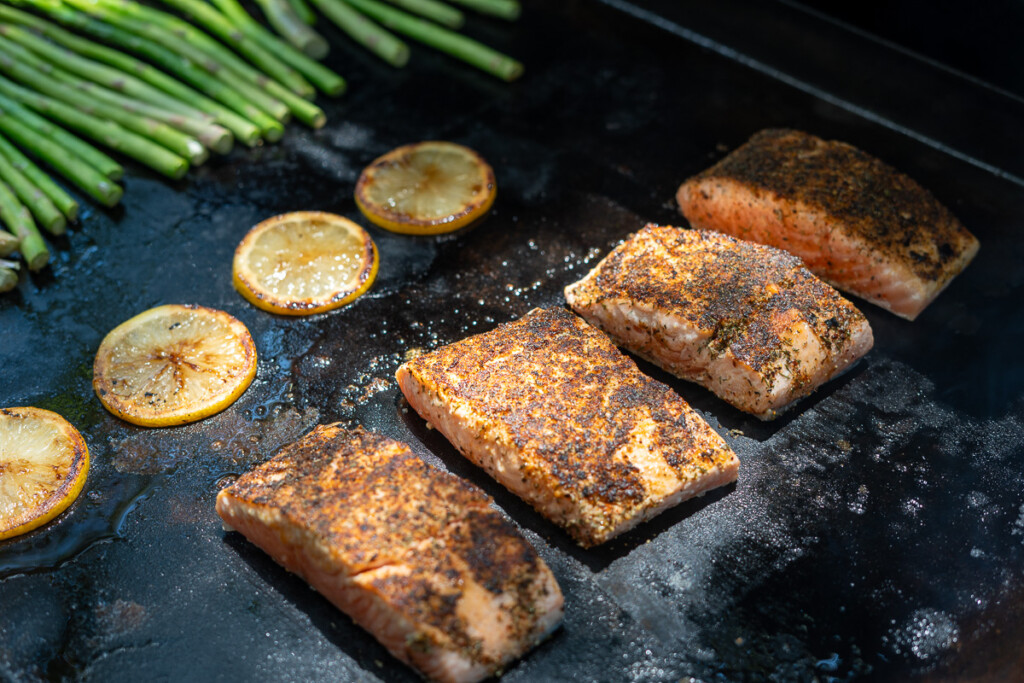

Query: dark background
[{"left": 2, "top": 1, "right": 1023, "bottom": 681}]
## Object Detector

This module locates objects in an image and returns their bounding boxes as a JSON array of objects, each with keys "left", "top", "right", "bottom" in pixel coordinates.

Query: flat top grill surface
[{"left": 2, "top": 2, "right": 1023, "bottom": 681}]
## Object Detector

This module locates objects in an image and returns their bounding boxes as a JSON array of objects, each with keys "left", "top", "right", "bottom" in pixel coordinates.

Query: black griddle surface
[{"left": 2, "top": 2, "right": 1023, "bottom": 681}]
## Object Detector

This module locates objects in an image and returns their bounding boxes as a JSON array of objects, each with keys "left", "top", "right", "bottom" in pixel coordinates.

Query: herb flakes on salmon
[
  {"left": 676, "top": 128, "right": 979, "bottom": 320},
  {"left": 216, "top": 424, "right": 563, "bottom": 683},
  {"left": 565, "top": 225, "right": 874, "bottom": 420},
  {"left": 396, "top": 307, "right": 739, "bottom": 548}
]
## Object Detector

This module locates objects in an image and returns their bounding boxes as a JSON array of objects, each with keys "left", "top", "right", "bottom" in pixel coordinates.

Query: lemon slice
[
  {"left": 1, "top": 407, "right": 89, "bottom": 541},
  {"left": 355, "top": 141, "right": 496, "bottom": 235},
  {"left": 232, "top": 211, "right": 378, "bottom": 316},
  {"left": 93, "top": 304, "right": 257, "bottom": 427}
]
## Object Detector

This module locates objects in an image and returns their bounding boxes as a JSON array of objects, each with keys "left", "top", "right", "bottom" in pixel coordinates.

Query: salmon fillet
[
  {"left": 396, "top": 307, "right": 739, "bottom": 548},
  {"left": 676, "top": 129, "right": 979, "bottom": 320},
  {"left": 216, "top": 425, "right": 563, "bottom": 683},
  {"left": 564, "top": 225, "right": 873, "bottom": 420}
]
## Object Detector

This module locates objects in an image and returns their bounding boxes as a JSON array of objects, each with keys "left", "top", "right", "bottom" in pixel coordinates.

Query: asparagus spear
[
  {"left": 446, "top": 0, "right": 518, "bottom": 20},
  {"left": 210, "top": 0, "right": 346, "bottom": 96},
  {"left": 13, "top": 2, "right": 285, "bottom": 141},
  {"left": 344, "top": 0, "right": 523, "bottom": 80},
  {"left": 60, "top": 0, "right": 293, "bottom": 124},
  {"left": 0, "top": 259, "right": 17, "bottom": 292},
  {"left": 120, "top": 0, "right": 328, "bottom": 127},
  {"left": 0, "top": 179, "right": 48, "bottom": 271},
  {"left": 0, "top": 106, "right": 124, "bottom": 207},
  {"left": 0, "top": 229, "right": 17, "bottom": 256},
  {"left": 55, "top": 74, "right": 233, "bottom": 155},
  {"left": 151, "top": 0, "right": 317, "bottom": 99},
  {"left": 0, "top": 133, "right": 79, "bottom": 221},
  {"left": 0, "top": 68, "right": 124, "bottom": 182},
  {"left": 0, "top": 135, "right": 65, "bottom": 235},
  {"left": 0, "top": 40, "right": 209, "bottom": 166},
  {"left": 309, "top": 0, "right": 410, "bottom": 67},
  {"left": 285, "top": 0, "right": 316, "bottom": 25},
  {"left": 253, "top": 0, "right": 328, "bottom": 59},
  {"left": 0, "top": 4, "right": 262, "bottom": 147},
  {"left": 383, "top": 0, "right": 464, "bottom": 29},
  {"left": 0, "top": 21, "right": 232, "bottom": 152},
  {"left": 0, "top": 80, "right": 190, "bottom": 180},
  {"left": 71, "top": 0, "right": 324, "bottom": 128}
]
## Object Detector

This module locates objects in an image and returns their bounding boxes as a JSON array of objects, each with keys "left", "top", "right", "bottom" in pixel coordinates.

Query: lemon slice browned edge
[
  {"left": 1, "top": 407, "right": 89, "bottom": 541},
  {"left": 355, "top": 141, "right": 496, "bottom": 235},
  {"left": 93, "top": 304, "right": 257, "bottom": 427},
  {"left": 232, "top": 211, "right": 378, "bottom": 316}
]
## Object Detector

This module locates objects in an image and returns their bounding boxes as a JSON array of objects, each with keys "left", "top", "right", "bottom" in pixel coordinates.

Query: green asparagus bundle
[
  {"left": 209, "top": 0, "right": 345, "bottom": 96},
  {"left": 0, "top": 23, "right": 233, "bottom": 154},
  {"left": 13, "top": 1, "right": 286, "bottom": 141},
  {"left": 0, "top": 133, "right": 79, "bottom": 222},
  {"left": 0, "top": 178, "right": 48, "bottom": 270}
]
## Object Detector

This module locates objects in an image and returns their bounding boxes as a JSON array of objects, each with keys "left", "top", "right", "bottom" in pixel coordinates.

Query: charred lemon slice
[
  {"left": 232, "top": 211, "right": 377, "bottom": 316},
  {"left": 93, "top": 304, "right": 257, "bottom": 427},
  {"left": 1, "top": 407, "right": 89, "bottom": 541},
  {"left": 355, "top": 141, "right": 496, "bottom": 235}
]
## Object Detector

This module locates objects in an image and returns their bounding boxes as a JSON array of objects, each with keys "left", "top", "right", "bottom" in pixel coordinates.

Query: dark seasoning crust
[
  {"left": 403, "top": 308, "right": 733, "bottom": 541},
  {"left": 695, "top": 129, "right": 973, "bottom": 282},
  {"left": 590, "top": 226, "right": 863, "bottom": 389},
  {"left": 223, "top": 425, "right": 552, "bottom": 668}
]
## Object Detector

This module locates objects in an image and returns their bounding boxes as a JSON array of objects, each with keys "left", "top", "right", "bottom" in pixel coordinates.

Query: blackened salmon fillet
[
  {"left": 216, "top": 425, "right": 563, "bottom": 683},
  {"left": 564, "top": 225, "right": 873, "bottom": 420},
  {"left": 676, "top": 129, "right": 979, "bottom": 320},
  {"left": 396, "top": 307, "right": 739, "bottom": 548}
]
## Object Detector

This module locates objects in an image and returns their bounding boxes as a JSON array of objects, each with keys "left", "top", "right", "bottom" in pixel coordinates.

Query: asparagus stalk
[
  {"left": 309, "top": 0, "right": 410, "bottom": 67},
  {"left": 151, "top": 0, "right": 317, "bottom": 98},
  {"left": 446, "top": 0, "right": 518, "bottom": 20},
  {"left": 210, "top": 0, "right": 346, "bottom": 96},
  {"left": 14, "top": 2, "right": 285, "bottom": 141},
  {"left": 383, "top": 0, "right": 463, "bottom": 29},
  {"left": 55, "top": 73, "right": 233, "bottom": 155},
  {"left": 73, "top": 0, "right": 324, "bottom": 128},
  {"left": 344, "top": 0, "right": 523, "bottom": 80},
  {"left": 0, "top": 40, "right": 209, "bottom": 166},
  {"left": 118, "top": 0, "right": 327, "bottom": 127},
  {"left": 285, "top": 0, "right": 316, "bottom": 25},
  {"left": 0, "top": 4, "right": 262, "bottom": 147},
  {"left": 0, "top": 133, "right": 79, "bottom": 221},
  {"left": 0, "top": 135, "right": 65, "bottom": 235},
  {"left": 0, "top": 179, "right": 48, "bottom": 271},
  {"left": 0, "top": 20, "right": 231, "bottom": 151},
  {"left": 0, "top": 229, "right": 17, "bottom": 256},
  {"left": 0, "top": 23, "right": 212, "bottom": 124},
  {"left": 253, "top": 0, "right": 328, "bottom": 59},
  {"left": 0, "top": 80, "right": 190, "bottom": 180},
  {"left": 0, "top": 259, "right": 17, "bottom": 292},
  {"left": 0, "top": 66, "right": 124, "bottom": 182},
  {"left": 0, "top": 106, "right": 124, "bottom": 207},
  {"left": 60, "top": 0, "right": 293, "bottom": 124}
]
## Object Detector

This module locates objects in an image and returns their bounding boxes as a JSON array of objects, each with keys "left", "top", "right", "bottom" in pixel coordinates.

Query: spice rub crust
[
  {"left": 564, "top": 226, "right": 873, "bottom": 419},
  {"left": 397, "top": 308, "right": 739, "bottom": 548},
  {"left": 217, "top": 425, "right": 563, "bottom": 683},
  {"left": 677, "top": 129, "right": 979, "bottom": 319}
]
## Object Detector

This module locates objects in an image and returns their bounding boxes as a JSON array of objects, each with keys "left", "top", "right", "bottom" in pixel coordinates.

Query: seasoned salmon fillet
[
  {"left": 564, "top": 225, "right": 873, "bottom": 420},
  {"left": 216, "top": 425, "right": 563, "bottom": 683},
  {"left": 676, "top": 129, "right": 979, "bottom": 320},
  {"left": 396, "top": 307, "right": 739, "bottom": 548}
]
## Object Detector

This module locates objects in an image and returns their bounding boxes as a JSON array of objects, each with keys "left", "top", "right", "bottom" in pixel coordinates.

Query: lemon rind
[
  {"left": 0, "top": 407, "right": 90, "bottom": 541},
  {"left": 92, "top": 305, "right": 257, "bottom": 428},
  {"left": 354, "top": 141, "right": 497, "bottom": 236},
  {"left": 232, "top": 211, "right": 379, "bottom": 316}
]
